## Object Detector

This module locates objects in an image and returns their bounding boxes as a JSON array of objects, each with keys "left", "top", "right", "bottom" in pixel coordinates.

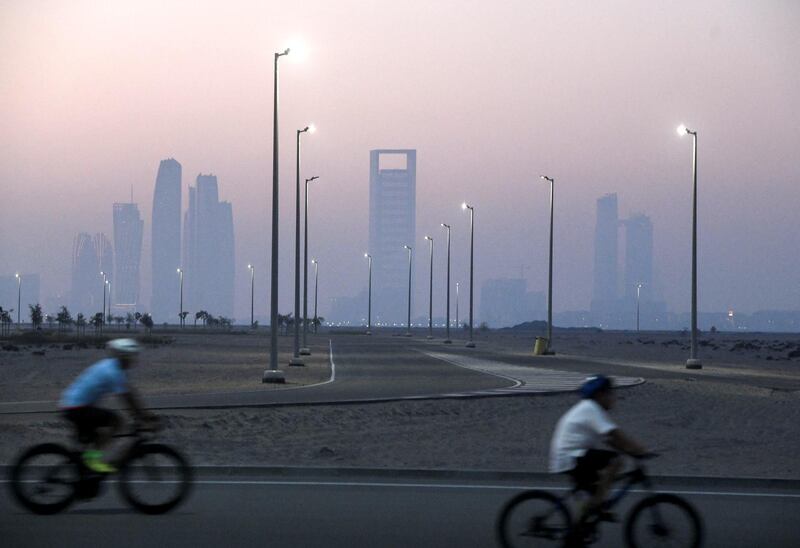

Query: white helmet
[{"left": 107, "top": 338, "right": 142, "bottom": 355}]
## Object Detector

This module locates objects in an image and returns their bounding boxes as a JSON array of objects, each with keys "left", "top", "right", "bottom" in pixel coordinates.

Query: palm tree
[
  {"left": 140, "top": 313, "right": 154, "bottom": 334},
  {"left": 0, "top": 307, "right": 11, "bottom": 336},
  {"left": 29, "top": 304, "right": 43, "bottom": 330},
  {"left": 90, "top": 312, "right": 104, "bottom": 334},
  {"left": 56, "top": 306, "right": 73, "bottom": 333},
  {"left": 76, "top": 313, "right": 87, "bottom": 337},
  {"left": 125, "top": 312, "right": 135, "bottom": 330}
]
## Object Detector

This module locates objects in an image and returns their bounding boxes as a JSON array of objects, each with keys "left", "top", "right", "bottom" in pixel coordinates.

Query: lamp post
[
  {"left": 177, "top": 268, "right": 184, "bottom": 328},
  {"left": 291, "top": 124, "right": 314, "bottom": 366},
  {"left": 301, "top": 174, "right": 319, "bottom": 355},
  {"left": 312, "top": 259, "right": 319, "bottom": 334},
  {"left": 248, "top": 264, "right": 255, "bottom": 328},
  {"left": 15, "top": 273, "right": 20, "bottom": 326},
  {"left": 677, "top": 123, "right": 702, "bottom": 369},
  {"left": 636, "top": 283, "right": 643, "bottom": 332},
  {"left": 425, "top": 236, "right": 434, "bottom": 339},
  {"left": 106, "top": 280, "right": 111, "bottom": 323},
  {"left": 100, "top": 271, "right": 107, "bottom": 331},
  {"left": 404, "top": 245, "right": 412, "bottom": 337},
  {"left": 539, "top": 176, "right": 555, "bottom": 353},
  {"left": 364, "top": 253, "right": 372, "bottom": 335},
  {"left": 455, "top": 281, "right": 460, "bottom": 333},
  {"left": 441, "top": 223, "right": 452, "bottom": 343},
  {"left": 266, "top": 47, "right": 290, "bottom": 384},
  {"left": 462, "top": 203, "right": 475, "bottom": 348}
]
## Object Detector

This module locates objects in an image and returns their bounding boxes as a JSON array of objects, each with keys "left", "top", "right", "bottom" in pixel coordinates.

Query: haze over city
[{"left": 2, "top": 0, "right": 799, "bottom": 324}]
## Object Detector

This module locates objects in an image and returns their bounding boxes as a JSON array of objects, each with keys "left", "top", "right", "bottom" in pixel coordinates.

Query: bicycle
[
  {"left": 9, "top": 419, "right": 192, "bottom": 515},
  {"left": 496, "top": 455, "right": 703, "bottom": 547}
]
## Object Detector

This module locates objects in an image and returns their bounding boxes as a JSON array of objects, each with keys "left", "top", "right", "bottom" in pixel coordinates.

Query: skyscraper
[
  {"left": 113, "top": 202, "right": 144, "bottom": 310},
  {"left": 368, "top": 149, "right": 416, "bottom": 324},
  {"left": 151, "top": 158, "right": 182, "bottom": 323},
  {"left": 71, "top": 233, "right": 112, "bottom": 315},
  {"left": 183, "top": 174, "right": 235, "bottom": 318},
  {"left": 624, "top": 214, "right": 653, "bottom": 301},
  {"left": 591, "top": 193, "right": 619, "bottom": 325}
]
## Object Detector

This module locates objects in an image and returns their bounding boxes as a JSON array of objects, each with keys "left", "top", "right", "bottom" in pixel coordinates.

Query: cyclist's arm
[
  {"left": 607, "top": 428, "right": 647, "bottom": 456},
  {"left": 120, "top": 388, "right": 153, "bottom": 421}
]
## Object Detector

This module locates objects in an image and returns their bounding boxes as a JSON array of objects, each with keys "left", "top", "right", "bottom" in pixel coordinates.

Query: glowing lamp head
[
  {"left": 404, "top": 245, "right": 411, "bottom": 250},
  {"left": 247, "top": 264, "right": 252, "bottom": 269},
  {"left": 15, "top": 272, "right": 19, "bottom": 279},
  {"left": 677, "top": 124, "right": 688, "bottom": 136},
  {"left": 177, "top": 268, "right": 182, "bottom": 273},
  {"left": 308, "top": 123, "right": 317, "bottom": 134},
  {"left": 425, "top": 236, "right": 432, "bottom": 241},
  {"left": 312, "top": 259, "right": 317, "bottom": 265},
  {"left": 364, "top": 253, "right": 369, "bottom": 258},
  {"left": 461, "top": 202, "right": 467, "bottom": 210}
]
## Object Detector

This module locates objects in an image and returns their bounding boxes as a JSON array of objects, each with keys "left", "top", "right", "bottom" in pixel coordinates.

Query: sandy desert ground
[{"left": 1, "top": 328, "right": 798, "bottom": 479}]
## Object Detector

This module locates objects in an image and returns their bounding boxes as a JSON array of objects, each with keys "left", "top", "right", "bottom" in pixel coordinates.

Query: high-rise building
[
  {"left": 71, "top": 233, "right": 112, "bottom": 316},
  {"left": 624, "top": 214, "right": 653, "bottom": 301},
  {"left": 183, "top": 174, "right": 235, "bottom": 318},
  {"left": 113, "top": 202, "right": 143, "bottom": 310},
  {"left": 592, "top": 193, "right": 619, "bottom": 308},
  {"left": 151, "top": 158, "right": 182, "bottom": 322},
  {"left": 368, "top": 149, "right": 416, "bottom": 324}
]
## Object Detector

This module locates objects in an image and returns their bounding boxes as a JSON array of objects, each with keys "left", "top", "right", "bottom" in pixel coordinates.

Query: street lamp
[
  {"left": 677, "top": 123, "right": 702, "bottom": 369},
  {"left": 291, "top": 124, "right": 314, "bottom": 366},
  {"left": 425, "top": 236, "right": 434, "bottom": 339},
  {"left": 312, "top": 259, "right": 319, "bottom": 334},
  {"left": 106, "top": 280, "right": 111, "bottom": 323},
  {"left": 266, "top": 47, "right": 290, "bottom": 384},
  {"left": 364, "top": 253, "right": 372, "bottom": 335},
  {"left": 441, "top": 223, "right": 452, "bottom": 344},
  {"left": 455, "top": 281, "right": 460, "bottom": 333},
  {"left": 301, "top": 175, "right": 320, "bottom": 356},
  {"left": 636, "top": 282, "right": 643, "bottom": 332},
  {"left": 100, "top": 271, "right": 107, "bottom": 331},
  {"left": 15, "top": 273, "right": 20, "bottom": 326},
  {"left": 404, "top": 245, "right": 413, "bottom": 337},
  {"left": 539, "top": 176, "right": 555, "bottom": 353},
  {"left": 462, "top": 202, "right": 475, "bottom": 348},
  {"left": 177, "top": 268, "right": 184, "bottom": 328},
  {"left": 248, "top": 264, "right": 255, "bottom": 328}
]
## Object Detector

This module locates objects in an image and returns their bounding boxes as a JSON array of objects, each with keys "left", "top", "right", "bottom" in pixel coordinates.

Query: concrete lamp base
[
  {"left": 299, "top": 348, "right": 311, "bottom": 356},
  {"left": 685, "top": 359, "right": 702, "bottom": 369},
  {"left": 365, "top": 330, "right": 372, "bottom": 336},
  {"left": 262, "top": 369, "right": 286, "bottom": 383},
  {"left": 465, "top": 341, "right": 476, "bottom": 348},
  {"left": 404, "top": 333, "right": 412, "bottom": 337},
  {"left": 289, "top": 357, "right": 305, "bottom": 367},
  {"left": 443, "top": 339, "right": 452, "bottom": 344},
  {"left": 426, "top": 335, "right": 434, "bottom": 340}
]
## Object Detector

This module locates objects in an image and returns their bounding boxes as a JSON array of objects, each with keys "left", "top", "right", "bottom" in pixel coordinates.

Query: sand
[{"left": 1, "top": 329, "right": 798, "bottom": 479}]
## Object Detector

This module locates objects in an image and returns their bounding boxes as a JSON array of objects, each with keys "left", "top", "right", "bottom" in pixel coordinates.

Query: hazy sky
[{"left": 1, "top": 0, "right": 799, "bottom": 321}]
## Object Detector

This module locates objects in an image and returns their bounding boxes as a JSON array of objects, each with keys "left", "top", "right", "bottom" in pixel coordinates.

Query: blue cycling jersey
[{"left": 60, "top": 358, "right": 128, "bottom": 408}]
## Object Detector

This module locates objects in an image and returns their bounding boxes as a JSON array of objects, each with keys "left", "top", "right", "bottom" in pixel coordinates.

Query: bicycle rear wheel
[
  {"left": 118, "top": 443, "right": 192, "bottom": 514},
  {"left": 625, "top": 493, "right": 703, "bottom": 548},
  {"left": 497, "top": 490, "right": 573, "bottom": 547},
  {"left": 9, "top": 443, "right": 79, "bottom": 514}
]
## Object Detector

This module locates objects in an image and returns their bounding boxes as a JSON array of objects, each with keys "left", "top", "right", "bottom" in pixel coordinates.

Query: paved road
[
  {"left": 2, "top": 470, "right": 798, "bottom": 547},
  {"left": 0, "top": 335, "right": 642, "bottom": 414}
]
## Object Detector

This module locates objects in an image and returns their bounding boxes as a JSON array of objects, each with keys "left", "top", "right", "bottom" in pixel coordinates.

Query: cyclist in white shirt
[{"left": 550, "top": 375, "right": 647, "bottom": 522}]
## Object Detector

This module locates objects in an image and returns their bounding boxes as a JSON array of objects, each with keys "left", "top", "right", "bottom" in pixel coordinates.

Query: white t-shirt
[{"left": 549, "top": 399, "right": 618, "bottom": 473}]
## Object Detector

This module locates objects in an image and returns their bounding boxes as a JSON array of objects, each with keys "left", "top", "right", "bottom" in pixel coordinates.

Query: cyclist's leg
[{"left": 573, "top": 450, "right": 620, "bottom": 521}]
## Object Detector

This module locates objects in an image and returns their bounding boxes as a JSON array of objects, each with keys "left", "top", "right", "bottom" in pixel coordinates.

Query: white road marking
[{"left": 420, "top": 350, "right": 644, "bottom": 394}]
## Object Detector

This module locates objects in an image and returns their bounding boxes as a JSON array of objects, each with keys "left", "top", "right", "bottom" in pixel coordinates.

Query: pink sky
[{"left": 1, "top": 0, "right": 799, "bottom": 320}]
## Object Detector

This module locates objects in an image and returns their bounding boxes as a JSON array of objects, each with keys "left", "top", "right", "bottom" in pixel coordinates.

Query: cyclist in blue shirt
[{"left": 60, "top": 338, "right": 155, "bottom": 473}]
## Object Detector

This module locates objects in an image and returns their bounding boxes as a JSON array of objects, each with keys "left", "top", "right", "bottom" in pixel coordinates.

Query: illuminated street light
[
  {"left": 15, "top": 273, "right": 21, "bottom": 326},
  {"left": 301, "top": 175, "right": 320, "bottom": 356},
  {"left": 100, "top": 271, "right": 107, "bottom": 331},
  {"left": 441, "top": 223, "right": 452, "bottom": 344},
  {"left": 425, "top": 236, "right": 434, "bottom": 339},
  {"left": 266, "top": 47, "right": 290, "bottom": 384},
  {"left": 677, "top": 123, "right": 702, "bottom": 369},
  {"left": 462, "top": 203, "right": 475, "bottom": 348},
  {"left": 176, "top": 268, "right": 184, "bottom": 328},
  {"left": 364, "top": 253, "right": 372, "bottom": 335},
  {"left": 539, "top": 176, "right": 555, "bottom": 353},
  {"left": 636, "top": 282, "right": 643, "bottom": 332},
  {"left": 291, "top": 125, "right": 314, "bottom": 366},
  {"left": 404, "top": 245, "right": 413, "bottom": 337}
]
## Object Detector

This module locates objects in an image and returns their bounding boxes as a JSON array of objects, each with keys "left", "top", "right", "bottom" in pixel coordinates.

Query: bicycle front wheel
[
  {"left": 625, "top": 493, "right": 703, "bottom": 548},
  {"left": 497, "top": 490, "right": 573, "bottom": 547},
  {"left": 118, "top": 443, "right": 192, "bottom": 514},
  {"left": 9, "top": 443, "right": 79, "bottom": 515}
]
